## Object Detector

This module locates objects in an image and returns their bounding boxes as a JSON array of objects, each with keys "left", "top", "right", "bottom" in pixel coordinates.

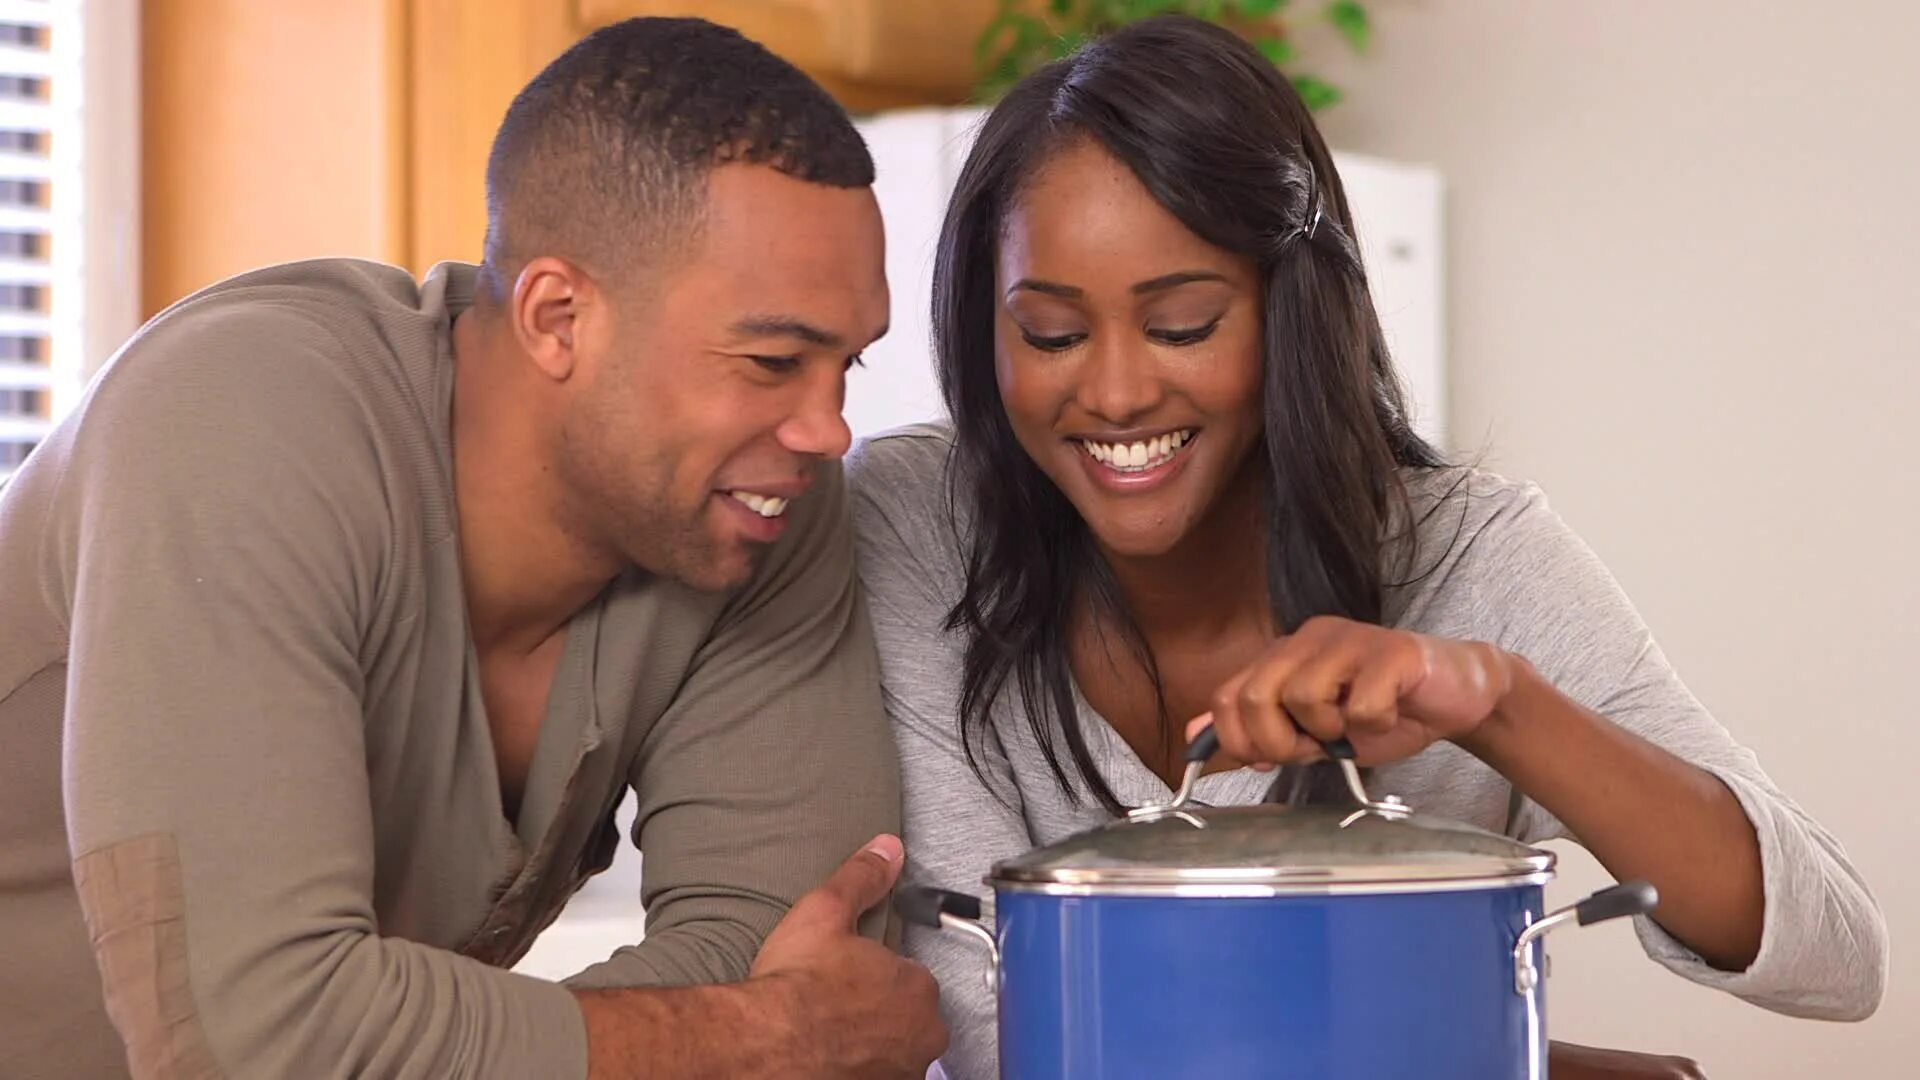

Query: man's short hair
[{"left": 480, "top": 17, "right": 875, "bottom": 298}]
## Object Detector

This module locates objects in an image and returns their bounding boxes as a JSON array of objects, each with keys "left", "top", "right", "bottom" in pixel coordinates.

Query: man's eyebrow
[{"left": 729, "top": 315, "right": 844, "bottom": 350}]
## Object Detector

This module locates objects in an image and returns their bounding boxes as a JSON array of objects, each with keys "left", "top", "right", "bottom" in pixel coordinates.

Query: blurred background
[{"left": 6, "top": 2, "right": 1912, "bottom": 1075}]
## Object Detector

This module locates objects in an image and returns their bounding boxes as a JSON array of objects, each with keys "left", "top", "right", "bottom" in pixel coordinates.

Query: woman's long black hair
[{"left": 934, "top": 15, "right": 1449, "bottom": 813}]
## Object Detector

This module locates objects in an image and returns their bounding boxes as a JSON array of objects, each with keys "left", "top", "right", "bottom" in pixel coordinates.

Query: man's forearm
[{"left": 573, "top": 981, "right": 790, "bottom": 1080}]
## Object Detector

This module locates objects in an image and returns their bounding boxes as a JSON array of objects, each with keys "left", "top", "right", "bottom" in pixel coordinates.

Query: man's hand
[
  {"left": 747, "top": 834, "right": 948, "bottom": 1077},
  {"left": 577, "top": 835, "right": 946, "bottom": 1080},
  {"left": 1550, "top": 1040, "right": 1707, "bottom": 1079}
]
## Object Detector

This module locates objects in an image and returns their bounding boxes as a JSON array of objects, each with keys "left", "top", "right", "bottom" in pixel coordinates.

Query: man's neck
[{"left": 449, "top": 307, "right": 621, "bottom": 656}]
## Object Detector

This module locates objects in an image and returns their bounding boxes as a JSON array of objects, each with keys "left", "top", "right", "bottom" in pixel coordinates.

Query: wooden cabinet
[
  {"left": 140, "top": 0, "right": 994, "bottom": 316},
  {"left": 141, "top": 0, "right": 413, "bottom": 316},
  {"left": 578, "top": 1, "right": 990, "bottom": 108}
]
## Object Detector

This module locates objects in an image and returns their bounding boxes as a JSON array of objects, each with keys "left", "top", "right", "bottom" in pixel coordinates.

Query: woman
[{"left": 846, "top": 15, "right": 1886, "bottom": 1079}]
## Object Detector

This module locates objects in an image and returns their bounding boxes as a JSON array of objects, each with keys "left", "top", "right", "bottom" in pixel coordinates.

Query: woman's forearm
[{"left": 1457, "top": 655, "right": 1765, "bottom": 971}]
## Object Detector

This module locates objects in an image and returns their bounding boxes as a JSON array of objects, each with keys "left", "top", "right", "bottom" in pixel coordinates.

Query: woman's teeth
[
  {"left": 1079, "top": 429, "right": 1195, "bottom": 472},
  {"left": 727, "top": 490, "right": 789, "bottom": 518}
]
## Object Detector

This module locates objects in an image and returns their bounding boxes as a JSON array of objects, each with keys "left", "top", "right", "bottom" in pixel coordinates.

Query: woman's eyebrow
[{"left": 1132, "top": 270, "right": 1228, "bottom": 295}]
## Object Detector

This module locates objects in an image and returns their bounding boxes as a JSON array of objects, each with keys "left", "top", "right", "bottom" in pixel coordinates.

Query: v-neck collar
[
  {"left": 1065, "top": 675, "right": 1275, "bottom": 811},
  {"left": 509, "top": 595, "right": 606, "bottom": 849}
]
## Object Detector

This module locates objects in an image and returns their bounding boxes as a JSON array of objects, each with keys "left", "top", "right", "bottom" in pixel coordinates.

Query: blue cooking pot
[{"left": 898, "top": 732, "right": 1656, "bottom": 1080}]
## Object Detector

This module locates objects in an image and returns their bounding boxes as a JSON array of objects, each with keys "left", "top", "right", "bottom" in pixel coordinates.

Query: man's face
[{"left": 558, "top": 163, "right": 889, "bottom": 591}]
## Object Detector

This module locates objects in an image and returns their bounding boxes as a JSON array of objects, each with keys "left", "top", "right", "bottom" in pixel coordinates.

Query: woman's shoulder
[
  {"left": 844, "top": 420, "right": 971, "bottom": 594},
  {"left": 1388, "top": 463, "right": 1620, "bottom": 633},
  {"left": 846, "top": 420, "right": 956, "bottom": 490},
  {"left": 845, "top": 419, "right": 962, "bottom": 528},
  {"left": 1402, "top": 463, "right": 1544, "bottom": 520},
  {"left": 1398, "top": 464, "right": 1558, "bottom": 558}
]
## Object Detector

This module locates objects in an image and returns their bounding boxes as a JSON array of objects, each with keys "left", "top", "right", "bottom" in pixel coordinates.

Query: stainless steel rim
[{"left": 990, "top": 869, "right": 1555, "bottom": 898}]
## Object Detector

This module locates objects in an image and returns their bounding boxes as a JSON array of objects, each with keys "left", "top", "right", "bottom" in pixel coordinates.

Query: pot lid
[{"left": 988, "top": 803, "right": 1555, "bottom": 894}]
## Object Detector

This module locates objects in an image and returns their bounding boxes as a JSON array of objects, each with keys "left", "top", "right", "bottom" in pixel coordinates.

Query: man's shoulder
[
  {"left": 21, "top": 258, "right": 462, "bottom": 572},
  {"left": 71, "top": 258, "right": 460, "bottom": 468},
  {"left": 108, "top": 257, "right": 458, "bottom": 400},
  {"left": 148, "top": 257, "right": 445, "bottom": 327}
]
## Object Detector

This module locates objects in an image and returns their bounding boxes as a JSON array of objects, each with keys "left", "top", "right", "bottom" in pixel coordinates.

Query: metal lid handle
[
  {"left": 1130, "top": 725, "right": 1409, "bottom": 821},
  {"left": 1322, "top": 737, "right": 1411, "bottom": 819},
  {"left": 1125, "top": 726, "right": 1218, "bottom": 821}
]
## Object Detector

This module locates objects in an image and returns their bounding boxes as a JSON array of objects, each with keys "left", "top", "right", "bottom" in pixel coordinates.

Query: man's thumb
[{"left": 793, "top": 834, "right": 905, "bottom": 932}]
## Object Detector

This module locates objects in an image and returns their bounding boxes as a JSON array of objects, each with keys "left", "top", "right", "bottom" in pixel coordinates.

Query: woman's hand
[
  {"left": 1186, "top": 614, "right": 1517, "bottom": 768},
  {"left": 1187, "top": 617, "right": 1768, "bottom": 973}
]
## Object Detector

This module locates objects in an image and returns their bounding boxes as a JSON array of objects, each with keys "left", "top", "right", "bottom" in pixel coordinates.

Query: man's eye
[
  {"left": 1021, "top": 330, "right": 1085, "bottom": 353},
  {"left": 750, "top": 355, "right": 802, "bottom": 374},
  {"left": 845, "top": 353, "right": 866, "bottom": 371}
]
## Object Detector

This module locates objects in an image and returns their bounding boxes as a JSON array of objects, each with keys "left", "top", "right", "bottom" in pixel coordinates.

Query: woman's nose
[{"left": 1076, "top": 333, "right": 1166, "bottom": 425}]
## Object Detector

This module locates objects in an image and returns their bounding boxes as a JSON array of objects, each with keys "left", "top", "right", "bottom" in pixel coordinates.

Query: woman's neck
[{"left": 1092, "top": 456, "right": 1272, "bottom": 646}]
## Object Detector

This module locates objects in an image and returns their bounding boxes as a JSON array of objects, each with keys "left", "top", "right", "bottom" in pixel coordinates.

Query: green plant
[{"left": 974, "top": 0, "right": 1372, "bottom": 109}]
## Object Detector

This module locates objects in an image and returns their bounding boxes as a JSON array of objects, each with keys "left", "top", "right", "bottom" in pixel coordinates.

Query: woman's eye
[
  {"left": 750, "top": 355, "right": 802, "bottom": 374},
  {"left": 1020, "top": 330, "right": 1085, "bottom": 352},
  {"left": 1149, "top": 318, "right": 1222, "bottom": 346}
]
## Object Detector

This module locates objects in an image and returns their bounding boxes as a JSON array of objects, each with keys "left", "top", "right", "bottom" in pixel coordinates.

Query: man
[{"left": 0, "top": 17, "right": 942, "bottom": 1079}]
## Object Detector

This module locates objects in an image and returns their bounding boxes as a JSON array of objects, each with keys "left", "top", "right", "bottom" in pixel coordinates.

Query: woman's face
[{"left": 995, "top": 138, "right": 1266, "bottom": 558}]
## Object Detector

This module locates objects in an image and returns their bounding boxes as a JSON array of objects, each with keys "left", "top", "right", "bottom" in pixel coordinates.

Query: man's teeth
[
  {"left": 1080, "top": 429, "right": 1194, "bottom": 471},
  {"left": 727, "top": 491, "right": 790, "bottom": 518}
]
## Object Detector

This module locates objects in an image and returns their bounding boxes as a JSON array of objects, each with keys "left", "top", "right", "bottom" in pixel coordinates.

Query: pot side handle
[
  {"left": 1514, "top": 881, "right": 1660, "bottom": 995},
  {"left": 895, "top": 886, "right": 1000, "bottom": 993}
]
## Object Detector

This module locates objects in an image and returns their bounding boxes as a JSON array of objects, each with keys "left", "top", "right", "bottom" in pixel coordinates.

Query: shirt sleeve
[
  {"left": 1448, "top": 477, "right": 1888, "bottom": 1021},
  {"left": 57, "top": 302, "right": 589, "bottom": 1079},
  {"left": 564, "top": 460, "right": 903, "bottom": 991},
  {"left": 846, "top": 429, "right": 1033, "bottom": 1080}
]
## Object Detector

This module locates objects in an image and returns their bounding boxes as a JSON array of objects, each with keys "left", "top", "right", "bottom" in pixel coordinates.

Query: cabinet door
[
  {"left": 576, "top": 0, "right": 994, "bottom": 110},
  {"left": 406, "top": 1, "right": 586, "bottom": 268},
  {"left": 141, "top": 0, "right": 413, "bottom": 314}
]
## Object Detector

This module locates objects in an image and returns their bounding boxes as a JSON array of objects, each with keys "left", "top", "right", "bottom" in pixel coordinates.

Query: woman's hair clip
[
  {"left": 1295, "top": 153, "right": 1325, "bottom": 244},
  {"left": 1303, "top": 204, "right": 1324, "bottom": 242}
]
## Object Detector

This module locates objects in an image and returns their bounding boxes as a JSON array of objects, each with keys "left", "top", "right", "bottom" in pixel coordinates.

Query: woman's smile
[{"left": 1069, "top": 427, "right": 1201, "bottom": 494}]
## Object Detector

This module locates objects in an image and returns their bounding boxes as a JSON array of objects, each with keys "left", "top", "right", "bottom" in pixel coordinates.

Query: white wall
[{"left": 1309, "top": 3, "right": 1917, "bottom": 1074}]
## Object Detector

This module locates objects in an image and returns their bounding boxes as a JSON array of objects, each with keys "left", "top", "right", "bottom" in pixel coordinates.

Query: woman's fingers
[
  {"left": 1232, "top": 637, "right": 1326, "bottom": 762},
  {"left": 1203, "top": 624, "right": 1360, "bottom": 766},
  {"left": 1205, "top": 664, "right": 1264, "bottom": 766},
  {"left": 1345, "top": 642, "right": 1416, "bottom": 735},
  {"left": 1277, "top": 643, "right": 1364, "bottom": 747},
  {"left": 1192, "top": 622, "right": 1491, "bottom": 771},
  {"left": 1197, "top": 620, "right": 1446, "bottom": 768}
]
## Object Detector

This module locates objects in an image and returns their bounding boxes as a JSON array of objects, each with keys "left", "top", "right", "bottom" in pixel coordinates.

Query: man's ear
[{"left": 510, "top": 256, "right": 593, "bottom": 382}]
